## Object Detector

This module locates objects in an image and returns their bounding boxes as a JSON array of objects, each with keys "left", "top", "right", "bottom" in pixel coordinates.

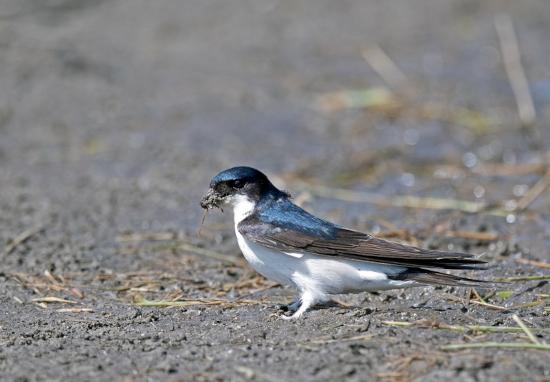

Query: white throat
[{"left": 231, "top": 195, "right": 256, "bottom": 225}]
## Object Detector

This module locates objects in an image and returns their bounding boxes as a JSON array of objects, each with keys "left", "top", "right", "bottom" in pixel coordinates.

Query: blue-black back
[{"left": 255, "top": 193, "right": 338, "bottom": 239}]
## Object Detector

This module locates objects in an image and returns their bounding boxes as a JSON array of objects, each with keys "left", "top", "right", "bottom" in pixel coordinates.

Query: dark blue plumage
[
  {"left": 210, "top": 166, "right": 265, "bottom": 188},
  {"left": 255, "top": 193, "right": 338, "bottom": 239},
  {"left": 201, "top": 166, "right": 489, "bottom": 319}
]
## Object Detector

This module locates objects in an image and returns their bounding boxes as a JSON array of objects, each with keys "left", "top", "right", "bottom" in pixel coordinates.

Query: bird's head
[{"left": 200, "top": 167, "right": 288, "bottom": 214}]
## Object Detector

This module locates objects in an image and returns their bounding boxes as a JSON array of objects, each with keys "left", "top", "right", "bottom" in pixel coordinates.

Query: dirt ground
[{"left": 1, "top": 1, "right": 550, "bottom": 381}]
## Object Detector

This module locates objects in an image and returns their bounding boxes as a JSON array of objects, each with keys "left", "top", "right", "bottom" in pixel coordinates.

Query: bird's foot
[
  {"left": 279, "top": 299, "right": 302, "bottom": 314},
  {"left": 278, "top": 292, "right": 315, "bottom": 320},
  {"left": 279, "top": 305, "right": 309, "bottom": 320},
  {"left": 279, "top": 307, "right": 306, "bottom": 320},
  {"left": 279, "top": 313, "right": 299, "bottom": 320}
]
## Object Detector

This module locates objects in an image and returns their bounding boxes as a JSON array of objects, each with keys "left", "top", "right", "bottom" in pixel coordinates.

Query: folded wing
[{"left": 239, "top": 214, "right": 485, "bottom": 270}]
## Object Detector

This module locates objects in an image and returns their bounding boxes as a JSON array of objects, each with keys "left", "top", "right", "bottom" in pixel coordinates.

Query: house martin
[{"left": 200, "top": 166, "right": 487, "bottom": 319}]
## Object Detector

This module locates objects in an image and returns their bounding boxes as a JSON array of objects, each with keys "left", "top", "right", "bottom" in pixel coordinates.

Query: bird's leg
[
  {"left": 279, "top": 297, "right": 302, "bottom": 314},
  {"left": 280, "top": 291, "right": 315, "bottom": 320},
  {"left": 287, "top": 299, "right": 302, "bottom": 313}
]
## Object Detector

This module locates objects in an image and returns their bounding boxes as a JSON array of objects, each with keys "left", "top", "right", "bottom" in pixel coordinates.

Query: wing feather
[{"left": 238, "top": 214, "right": 485, "bottom": 270}]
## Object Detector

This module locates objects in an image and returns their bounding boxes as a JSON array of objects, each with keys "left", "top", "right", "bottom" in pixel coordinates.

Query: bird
[{"left": 200, "top": 166, "right": 488, "bottom": 319}]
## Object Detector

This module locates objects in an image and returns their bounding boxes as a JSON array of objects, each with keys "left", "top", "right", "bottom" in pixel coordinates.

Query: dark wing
[{"left": 238, "top": 214, "right": 486, "bottom": 270}]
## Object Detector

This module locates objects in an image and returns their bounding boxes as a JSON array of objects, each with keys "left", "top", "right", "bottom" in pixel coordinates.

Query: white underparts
[
  {"left": 231, "top": 194, "right": 256, "bottom": 224},
  {"left": 229, "top": 195, "right": 415, "bottom": 319}
]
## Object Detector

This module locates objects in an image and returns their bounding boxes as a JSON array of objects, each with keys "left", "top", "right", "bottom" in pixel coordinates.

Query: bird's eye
[{"left": 233, "top": 180, "right": 244, "bottom": 189}]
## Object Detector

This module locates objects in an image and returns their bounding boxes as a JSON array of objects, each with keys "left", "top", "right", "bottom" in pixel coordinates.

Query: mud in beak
[{"left": 200, "top": 188, "right": 223, "bottom": 210}]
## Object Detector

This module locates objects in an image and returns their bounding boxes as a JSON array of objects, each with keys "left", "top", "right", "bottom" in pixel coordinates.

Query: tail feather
[{"left": 396, "top": 268, "right": 492, "bottom": 287}]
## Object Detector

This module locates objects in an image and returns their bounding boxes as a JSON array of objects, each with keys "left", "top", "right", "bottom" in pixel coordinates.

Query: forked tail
[{"left": 394, "top": 268, "right": 496, "bottom": 287}]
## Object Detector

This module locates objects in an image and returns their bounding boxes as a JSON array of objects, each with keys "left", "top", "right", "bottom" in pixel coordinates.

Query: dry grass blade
[
  {"left": 471, "top": 288, "right": 487, "bottom": 304},
  {"left": 302, "top": 334, "right": 373, "bottom": 350},
  {"left": 515, "top": 169, "right": 550, "bottom": 211},
  {"left": 473, "top": 160, "right": 549, "bottom": 176},
  {"left": 381, "top": 320, "right": 550, "bottom": 334},
  {"left": 443, "top": 293, "right": 508, "bottom": 311},
  {"left": 31, "top": 297, "right": 76, "bottom": 304},
  {"left": 466, "top": 299, "right": 509, "bottom": 311},
  {"left": 495, "top": 14, "right": 536, "bottom": 127},
  {"left": 515, "top": 258, "right": 550, "bottom": 269},
  {"left": 316, "top": 87, "right": 397, "bottom": 112},
  {"left": 512, "top": 315, "right": 541, "bottom": 345},
  {"left": 443, "top": 231, "right": 499, "bottom": 241},
  {"left": 496, "top": 275, "right": 550, "bottom": 282},
  {"left": 8, "top": 272, "right": 81, "bottom": 296},
  {"left": 2, "top": 225, "right": 45, "bottom": 256},
  {"left": 197, "top": 209, "right": 209, "bottom": 237},
  {"left": 116, "top": 232, "right": 244, "bottom": 266},
  {"left": 56, "top": 308, "right": 93, "bottom": 313},
  {"left": 177, "top": 242, "right": 244, "bottom": 266},
  {"left": 134, "top": 298, "right": 264, "bottom": 308},
  {"left": 510, "top": 298, "right": 549, "bottom": 310},
  {"left": 303, "top": 334, "right": 373, "bottom": 345},
  {"left": 442, "top": 342, "right": 550, "bottom": 351},
  {"left": 362, "top": 45, "right": 408, "bottom": 89},
  {"left": 221, "top": 275, "right": 278, "bottom": 297}
]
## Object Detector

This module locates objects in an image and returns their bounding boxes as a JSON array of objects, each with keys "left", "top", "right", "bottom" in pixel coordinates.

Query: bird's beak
[{"left": 200, "top": 188, "right": 222, "bottom": 210}]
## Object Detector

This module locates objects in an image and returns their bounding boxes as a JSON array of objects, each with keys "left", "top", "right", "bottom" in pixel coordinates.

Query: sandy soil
[{"left": 1, "top": 1, "right": 549, "bottom": 381}]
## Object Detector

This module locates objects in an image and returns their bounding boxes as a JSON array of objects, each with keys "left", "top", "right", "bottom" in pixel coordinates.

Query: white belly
[
  {"left": 235, "top": 228, "right": 413, "bottom": 295},
  {"left": 230, "top": 194, "right": 414, "bottom": 297},
  {"left": 235, "top": 229, "right": 299, "bottom": 286}
]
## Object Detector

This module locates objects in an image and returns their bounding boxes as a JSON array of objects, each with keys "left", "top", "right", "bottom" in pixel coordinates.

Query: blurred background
[{"left": 1, "top": 1, "right": 549, "bottom": 380}]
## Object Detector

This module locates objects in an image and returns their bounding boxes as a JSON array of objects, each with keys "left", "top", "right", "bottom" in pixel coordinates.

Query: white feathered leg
[{"left": 280, "top": 291, "right": 319, "bottom": 320}]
